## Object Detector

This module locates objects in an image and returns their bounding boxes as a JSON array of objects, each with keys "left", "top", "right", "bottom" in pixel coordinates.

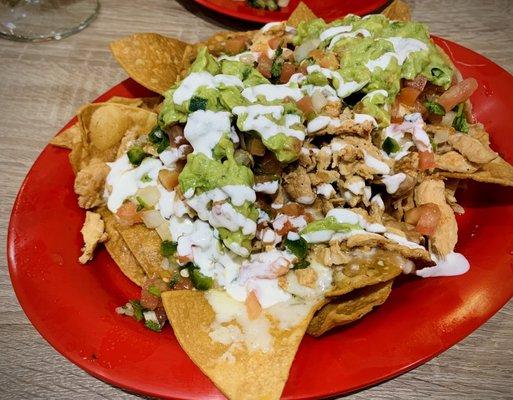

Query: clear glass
[{"left": 0, "top": 0, "right": 100, "bottom": 42}]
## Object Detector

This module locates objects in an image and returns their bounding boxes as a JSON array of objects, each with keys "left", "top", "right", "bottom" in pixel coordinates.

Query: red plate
[
  {"left": 7, "top": 38, "right": 513, "bottom": 399},
  {"left": 193, "top": 0, "right": 389, "bottom": 23}
]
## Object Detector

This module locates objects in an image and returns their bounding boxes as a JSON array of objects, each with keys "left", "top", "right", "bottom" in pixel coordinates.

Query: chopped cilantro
[
  {"left": 127, "top": 146, "right": 148, "bottom": 166},
  {"left": 144, "top": 320, "right": 162, "bottom": 332},
  {"left": 189, "top": 96, "right": 208, "bottom": 112},
  {"left": 160, "top": 240, "right": 177, "bottom": 257},
  {"left": 168, "top": 273, "right": 180, "bottom": 289},
  {"left": 382, "top": 137, "right": 401, "bottom": 154},
  {"left": 135, "top": 196, "right": 148, "bottom": 211},
  {"left": 284, "top": 237, "right": 308, "bottom": 260},
  {"left": 293, "top": 260, "right": 310, "bottom": 270},
  {"left": 129, "top": 300, "right": 143, "bottom": 321},
  {"left": 270, "top": 47, "right": 283, "bottom": 83},
  {"left": 148, "top": 285, "right": 161, "bottom": 297},
  {"left": 452, "top": 103, "right": 469, "bottom": 133},
  {"left": 424, "top": 100, "right": 446, "bottom": 116}
]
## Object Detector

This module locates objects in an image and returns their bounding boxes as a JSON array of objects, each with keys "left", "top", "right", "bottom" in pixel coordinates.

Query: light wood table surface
[{"left": 1, "top": 1, "right": 512, "bottom": 399}]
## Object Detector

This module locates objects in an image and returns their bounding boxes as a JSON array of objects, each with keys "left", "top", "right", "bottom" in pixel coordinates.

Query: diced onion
[
  {"left": 433, "top": 129, "right": 449, "bottom": 144},
  {"left": 441, "top": 111, "right": 456, "bottom": 127},
  {"left": 155, "top": 222, "right": 173, "bottom": 241},
  {"left": 140, "top": 209, "right": 166, "bottom": 229},
  {"left": 294, "top": 38, "right": 320, "bottom": 62},
  {"left": 238, "top": 52, "right": 254, "bottom": 64},
  {"left": 311, "top": 90, "right": 328, "bottom": 113},
  {"left": 136, "top": 186, "right": 161, "bottom": 207}
]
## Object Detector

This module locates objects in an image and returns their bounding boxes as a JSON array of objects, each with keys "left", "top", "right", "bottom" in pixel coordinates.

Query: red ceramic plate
[
  {"left": 193, "top": 0, "right": 389, "bottom": 23},
  {"left": 7, "top": 37, "right": 513, "bottom": 399}
]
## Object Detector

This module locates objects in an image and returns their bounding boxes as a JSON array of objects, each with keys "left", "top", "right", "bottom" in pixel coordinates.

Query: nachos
[{"left": 51, "top": 1, "right": 513, "bottom": 399}]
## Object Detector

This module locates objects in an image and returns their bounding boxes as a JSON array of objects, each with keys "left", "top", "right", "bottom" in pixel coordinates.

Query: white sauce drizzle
[
  {"left": 232, "top": 104, "right": 305, "bottom": 141},
  {"left": 241, "top": 84, "right": 303, "bottom": 102},
  {"left": 184, "top": 110, "right": 231, "bottom": 158},
  {"left": 416, "top": 252, "right": 470, "bottom": 277},
  {"left": 382, "top": 172, "right": 406, "bottom": 194}
]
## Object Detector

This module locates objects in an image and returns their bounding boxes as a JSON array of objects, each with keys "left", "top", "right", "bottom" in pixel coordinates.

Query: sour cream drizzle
[
  {"left": 232, "top": 104, "right": 305, "bottom": 141},
  {"left": 173, "top": 72, "right": 243, "bottom": 105}
]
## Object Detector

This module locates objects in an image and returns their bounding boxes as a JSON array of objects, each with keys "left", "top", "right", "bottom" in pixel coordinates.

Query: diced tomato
[
  {"left": 390, "top": 99, "right": 403, "bottom": 123},
  {"left": 245, "top": 291, "right": 262, "bottom": 320},
  {"left": 418, "top": 151, "right": 436, "bottom": 171},
  {"left": 225, "top": 36, "right": 247, "bottom": 55},
  {"left": 268, "top": 36, "right": 282, "bottom": 50},
  {"left": 404, "top": 75, "right": 428, "bottom": 92},
  {"left": 279, "top": 62, "right": 296, "bottom": 83},
  {"left": 280, "top": 202, "right": 305, "bottom": 217},
  {"left": 397, "top": 86, "right": 421, "bottom": 107},
  {"left": 140, "top": 278, "right": 168, "bottom": 310},
  {"left": 116, "top": 202, "right": 142, "bottom": 226},
  {"left": 297, "top": 62, "right": 309, "bottom": 75},
  {"left": 405, "top": 203, "right": 441, "bottom": 236},
  {"left": 173, "top": 277, "right": 194, "bottom": 290},
  {"left": 257, "top": 54, "right": 273, "bottom": 78},
  {"left": 154, "top": 306, "right": 168, "bottom": 325},
  {"left": 438, "top": 78, "right": 478, "bottom": 112},
  {"left": 296, "top": 95, "right": 314, "bottom": 115}
]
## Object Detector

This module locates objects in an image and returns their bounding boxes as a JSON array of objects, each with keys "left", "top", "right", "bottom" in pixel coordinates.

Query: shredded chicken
[
  {"left": 79, "top": 211, "right": 108, "bottom": 264},
  {"left": 74, "top": 159, "right": 110, "bottom": 209},
  {"left": 448, "top": 133, "right": 497, "bottom": 164},
  {"left": 415, "top": 179, "right": 457, "bottom": 257}
]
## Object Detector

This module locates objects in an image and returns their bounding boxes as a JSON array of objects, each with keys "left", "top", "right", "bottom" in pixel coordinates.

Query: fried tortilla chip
[
  {"left": 75, "top": 102, "right": 156, "bottom": 171},
  {"left": 162, "top": 290, "right": 320, "bottom": 400},
  {"left": 440, "top": 156, "right": 513, "bottom": 186},
  {"left": 326, "top": 248, "right": 403, "bottom": 297},
  {"left": 98, "top": 207, "right": 146, "bottom": 286},
  {"left": 307, "top": 281, "right": 393, "bottom": 337},
  {"left": 51, "top": 123, "right": 82, "bottom": 150},
  {"left": 117, "top": 223, "right": 173, "bottom": 281},
  {"left": 202, "top": 30, "right": 257, "bottom": 57},
  {"left": 287, "top": 2, "right": 318, "bottom": 27},
  {"left": 382, "top": 0, "right": 411, "bottom": 21},
  {"left": 110, "top": 33, "right": 196, "bottom": 94}
]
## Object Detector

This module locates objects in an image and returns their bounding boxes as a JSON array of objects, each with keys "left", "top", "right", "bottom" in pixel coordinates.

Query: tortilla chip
[
  {"left": 327, "top": 248, "right": 402, "bottom": 297},
  {"left": 382, "top": 0, "right": 411, "bottom": 21},
  {"left": 287, "top": 2, "right": 318, "bottom": 27},
  {"left": 110, "top": 33, "right": 195, "bottom": 94},
  {"left": 76, "top": 102, "right": 156, "bottom": 169},
  {"left": 440, "top": 155, "right": 513, "bottom": 186},
  {"left": 117, "top": 223, "right": 173, "bottom": 281},
  {"left": 307, "top": 281, "right": 393, "bottom": 337},
  {"left": 162, "top": 290, "right": 319, "bottom": 400},
  {"left": 51, "top": 124, "right": 82, "bottom": 150},
  {"left": 202, "top": 30, "right": 257, "bottom": 57},
  {"left": 98, "top": 208, "right": 147, "bottom": 286}
]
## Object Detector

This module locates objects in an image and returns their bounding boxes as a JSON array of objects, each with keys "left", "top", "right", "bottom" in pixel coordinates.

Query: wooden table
[{"left": 1, "top": 1, "right": 512, "bottom": 398}]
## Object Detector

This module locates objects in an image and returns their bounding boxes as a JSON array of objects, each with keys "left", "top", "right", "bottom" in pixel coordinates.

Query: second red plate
[{"left": 193, "top": 0, "right": 390, "bottom": 24}]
